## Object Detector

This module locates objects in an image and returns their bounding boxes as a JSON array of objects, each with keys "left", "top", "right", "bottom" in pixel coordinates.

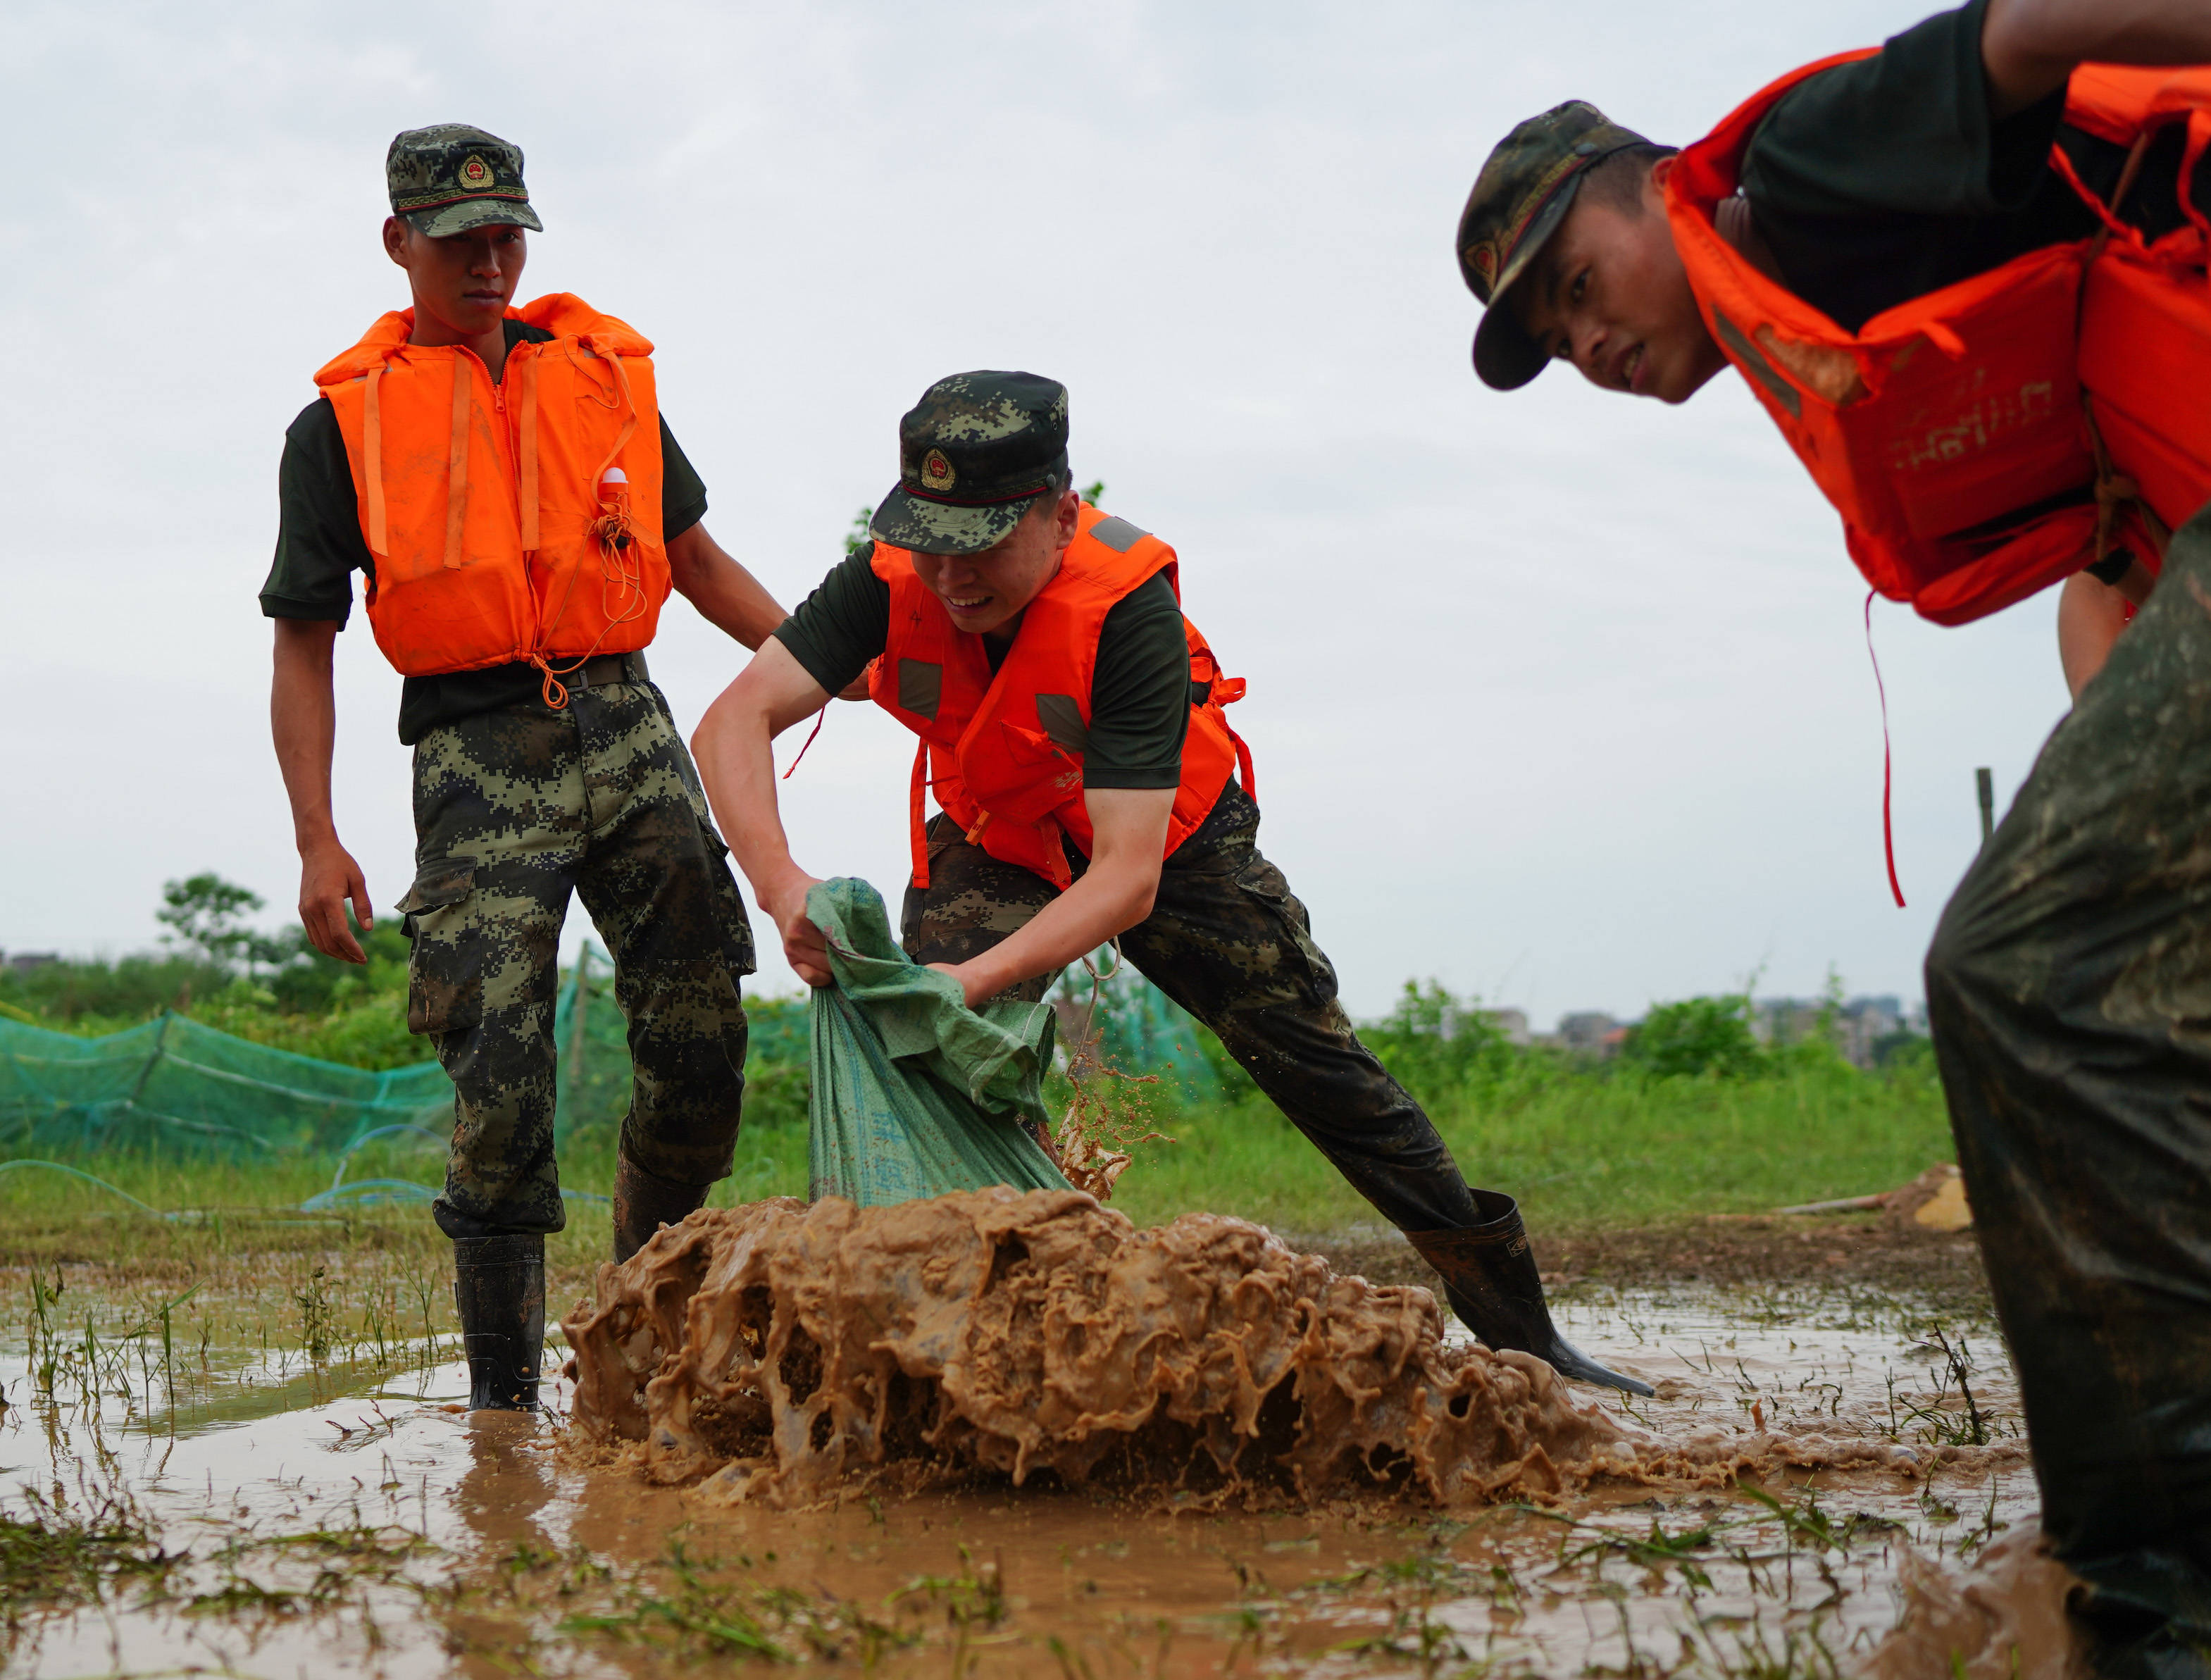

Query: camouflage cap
[
  {"left": 870, "top": 371, "right": 1071, "bottom": 555},
  {"left": 386, "top": 124, "right": 543, "bottom": 238},
  {"left": 1458, "top": 101, "right": 1653, "bottom": 390}
]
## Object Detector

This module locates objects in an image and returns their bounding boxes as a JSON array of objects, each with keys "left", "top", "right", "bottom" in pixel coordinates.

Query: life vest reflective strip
[
  {"left": 316, "top": 292, "right": 670, "bottom": 686},
  {"left": 1667, "top": 59, "right": 2211, "bottom": 625},
  {"left": 868, "top": 504, "right": 1254, "bottom": 892}
]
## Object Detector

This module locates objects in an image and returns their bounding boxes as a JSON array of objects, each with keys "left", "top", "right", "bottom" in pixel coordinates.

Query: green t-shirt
[
  {"left": 259, "top": 318, "right": 709, "bottom": 745},
  {"left": 1743, "top": 0, "right": 2210, "bottom": 332},
  {"left": 774, "top": 542, "right": 1193, "bottom": 790}
]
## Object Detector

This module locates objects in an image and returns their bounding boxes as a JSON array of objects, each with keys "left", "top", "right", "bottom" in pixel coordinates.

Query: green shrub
[{"left": 1623, "top": 994, "right": 1767, "bottom": 1079}]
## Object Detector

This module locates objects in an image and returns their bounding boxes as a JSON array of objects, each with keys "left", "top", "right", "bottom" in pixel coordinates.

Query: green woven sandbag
[{"left": 804, "top": 878, "right": 1070, "bottom": 1208}]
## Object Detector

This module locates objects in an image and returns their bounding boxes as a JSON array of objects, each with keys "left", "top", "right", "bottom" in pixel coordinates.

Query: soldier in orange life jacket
[
  {"left": 1458, "top": 6, "right": 2211, "bottom": 1668},
  {"left": 690, "top": 371, "right": 1651, "bottom": 1398},
  {"left": 262, "top": 126, "right": 797, "bottom": 1414}
]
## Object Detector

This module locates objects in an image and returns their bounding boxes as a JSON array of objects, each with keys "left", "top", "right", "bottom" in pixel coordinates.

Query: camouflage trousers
[
  {"left": 1926, "top": 502, "right": 2211, "bottom": 1644},
  {"left": 398, "top": 674, "right": 755, "bottom": 1241},
  {"left": 901, "top": 781, "right": 1482, "bottom": 1235}
]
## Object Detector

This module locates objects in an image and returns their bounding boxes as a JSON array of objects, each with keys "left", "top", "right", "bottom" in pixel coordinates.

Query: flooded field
[{"left": 1, "top": 1207, "right": 2057, "bottom": 1679}]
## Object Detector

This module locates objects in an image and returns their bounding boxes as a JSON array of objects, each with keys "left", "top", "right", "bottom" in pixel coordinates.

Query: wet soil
[
  {"left": 4, "top": 1202, "right": 2061, "bottom": 1678},
  {"left": 1316, "top": 1210, "right": 1991, "bottom": 1311}
]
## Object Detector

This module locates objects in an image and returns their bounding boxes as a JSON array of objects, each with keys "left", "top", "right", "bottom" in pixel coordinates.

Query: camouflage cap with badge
[
  {"left": 1457, "top": 101, "right": 1655, "bottom": 391},
  {"left": 870, "top": 372, "right": 1071, "bottom": 556},
  {"left": 387, "top": 123, "right": 544, "bottom": 238}
]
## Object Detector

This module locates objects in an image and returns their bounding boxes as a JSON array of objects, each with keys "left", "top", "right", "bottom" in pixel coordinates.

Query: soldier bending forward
[{"left": 692, "top": 372, "right": 1648, "bottom": 1395}]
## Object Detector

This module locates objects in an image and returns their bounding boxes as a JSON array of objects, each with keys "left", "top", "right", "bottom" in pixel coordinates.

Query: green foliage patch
[{"left": 5, "top": 874, "right": 1948, "bottom": 1233}]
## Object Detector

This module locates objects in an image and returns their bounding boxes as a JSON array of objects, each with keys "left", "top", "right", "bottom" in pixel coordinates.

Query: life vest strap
[
  {"left": 2072, "top": 129, "right": 2175, "bottom": 579},
  {"left": 909, "top": 738, "right": 932, "bottom": 891},
  {"left": 781, "top": 706, "right": 828, "bottom": 780},
  {"left": 2086, "top": 395, "right": 2173, "bottom": 568},
  {"left": 518, "top": 351, "right": 541, "bottom": 554},
  {"left": 363, "top": 364, "right": 388, "bottom": 558},
  {"left": 443, "top": 358, "right": 469, "bottom": 572},
  {"left": 1864, "top": 592, "right": 1905, "bottom": 910},
  {"left": 2181, "top": 111, "right": 2211, "bottom": 244}
]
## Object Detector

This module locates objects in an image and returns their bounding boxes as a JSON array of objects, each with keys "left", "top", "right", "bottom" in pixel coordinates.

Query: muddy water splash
[
  {"left": 1855, "top": 1528, "right": 2090, "bottom": 1679},
  {"left": 561, "top": 1187, "right": 1636, "bottom": 1507}
]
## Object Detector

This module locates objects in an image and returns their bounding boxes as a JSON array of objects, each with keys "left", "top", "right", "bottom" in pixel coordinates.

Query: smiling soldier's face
[{"left": 909, "top": 489, "right": 1081, "bottom": 641}]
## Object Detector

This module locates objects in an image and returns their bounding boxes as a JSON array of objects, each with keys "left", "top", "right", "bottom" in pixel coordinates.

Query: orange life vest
[
  {"left": 1668, "top": 59, "right": 2211, "bottom": 624},
  {"left": 315, "top": 292, "right": 669, "bottom": 685},
  {"left": 868, "top": 504, "right": 1254, "bottom": 892}
]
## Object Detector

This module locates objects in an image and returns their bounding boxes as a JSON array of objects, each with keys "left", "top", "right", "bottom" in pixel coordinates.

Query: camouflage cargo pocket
[
  {"left": 695, "top": 813, "right": 759, "bottom": 980},
  {"left": 396, "top": 861, "right": 481, "bottom": 1036},
  {"left": 1231, "top": 852, "right": 1339, "bottom": 1007}
]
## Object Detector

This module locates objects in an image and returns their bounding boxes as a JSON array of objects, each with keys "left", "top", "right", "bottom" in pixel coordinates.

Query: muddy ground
[
  {"left": 1321, "top": 1209, "right": 1988, "bottom": 1305},
  {"left": 4, "top": 1209, "right": 2051, "bottom": 1679}
]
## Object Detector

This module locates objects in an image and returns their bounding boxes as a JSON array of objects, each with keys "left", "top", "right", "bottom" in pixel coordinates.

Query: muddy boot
[
  {"left": 452, "top": 1234, "right": 545, "bottom": 1412},
  {"left": 611, "top": 1151, "right": 710, "bottom": 1264},
  {"left": 1407, "top": 1190, "right": 1652, "bottom": 1397}
]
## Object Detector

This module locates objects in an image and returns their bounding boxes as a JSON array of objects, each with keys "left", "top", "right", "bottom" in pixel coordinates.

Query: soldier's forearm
[
  {"left": 666, "top": 523, "right": 788, "bottom": 651},
  {"left": 949, "top": 856, "right": 1161, "bottom": 1007},
  {"left": 270, "top": 618, "right": 344, "bottom": 850},
  {"left": 1983, "top": 0, "right": 2211, "bottom": 118},
  {"left": 692, "top": 652, "right": 826, "bottom": 904}
]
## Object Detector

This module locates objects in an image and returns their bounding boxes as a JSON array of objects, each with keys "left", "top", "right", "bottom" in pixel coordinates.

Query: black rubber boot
[
  {"left": 611, "top": 1151, "right": 710, "bottom": 1264},
  {"left": 1407, "top": 1190, "right": 1653, "bottom": 1397},
  {"left": 452, "top": 1234, "right": 545, "bottom": 1412}
]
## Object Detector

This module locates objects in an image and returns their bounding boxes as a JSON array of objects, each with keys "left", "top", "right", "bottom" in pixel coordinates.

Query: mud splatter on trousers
[
  {"left": 1927, "top": 502, "right": 2211, "bottom": 1664},
  {"left": 398, "top": 678, "right": 755, "bottom": 1241},
  {"left": 901, "top": 780, "right": 1482, "bottom": 1236}
]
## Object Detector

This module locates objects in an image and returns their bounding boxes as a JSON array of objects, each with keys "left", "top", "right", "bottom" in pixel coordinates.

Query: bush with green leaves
[
  {"left": 1623, "top": 994, "right": 1768, "bottom": 1080},
  {"left": 1356, "top": 980, "right": 1517, "bottom": 1107}
]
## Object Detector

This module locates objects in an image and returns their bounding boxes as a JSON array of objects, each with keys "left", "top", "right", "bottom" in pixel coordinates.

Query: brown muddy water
[{"left": 3, "top": 1207, "right": 2067, "bottom": 1679}]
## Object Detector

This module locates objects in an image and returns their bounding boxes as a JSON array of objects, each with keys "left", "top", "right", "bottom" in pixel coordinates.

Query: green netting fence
[
  {"left": 0, "top": 940, "right": 1216, "bottom": 1203},
  {"left": 0, "top": 950, "right": 630, "bottom": 1164}
]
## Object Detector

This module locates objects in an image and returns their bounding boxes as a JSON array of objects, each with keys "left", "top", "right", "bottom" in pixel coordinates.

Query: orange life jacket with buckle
[
  {"left": 1667, "top": 59, "right": 2211, "bottom": 625},
  {"left": 868, "top": 505, "right": 1254, "bottom": 892},
  {"left": 315, "top": 292, "right": 668, "bottom": 688}
]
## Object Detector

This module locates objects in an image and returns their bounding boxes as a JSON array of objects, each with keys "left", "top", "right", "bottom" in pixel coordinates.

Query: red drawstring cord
[
  {"left": 1864, "top": 590, "right": 1906, "bottom": 909},
  {"left": 781, "top": 706, "right": 828, "bottom": 780}
]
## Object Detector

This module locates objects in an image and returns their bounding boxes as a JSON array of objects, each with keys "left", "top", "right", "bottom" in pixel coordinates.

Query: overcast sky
[{"left": 4, "top": 0, "right": 2073, "bottom": 1028}]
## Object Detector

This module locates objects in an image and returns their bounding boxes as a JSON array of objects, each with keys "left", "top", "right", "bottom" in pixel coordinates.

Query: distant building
[
  {"left": 1752, "top": 993, "right": 1922, "bottom": 1069},
  {"left": 1837, "top": 995, "right": 1906, "bottom": 1067},
  {"left": 1481, "top": 1007, "right": 1530, "bottom": 1047},
  {"left": 4, "top": 952, "right": 58, "bottom": 973},
  {"left": 1556, "top": 1012, "right": 1622, "bottom": 1057}
]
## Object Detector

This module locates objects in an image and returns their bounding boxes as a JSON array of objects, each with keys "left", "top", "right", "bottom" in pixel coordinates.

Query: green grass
[
  {"left": 5, "top": 933, "right": 1950, "bottom": 1241},
  {"left": 1107, "top": 1057, "right": 1950, "bottom": 1236},
  {"left": 0, "top": 1052, "right": 1946, "bottom": 1250}
]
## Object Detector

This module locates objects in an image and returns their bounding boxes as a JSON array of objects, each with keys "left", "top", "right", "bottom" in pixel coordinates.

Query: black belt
[{"left": 560, "top": 651, "right": 651, "bottom": 692}]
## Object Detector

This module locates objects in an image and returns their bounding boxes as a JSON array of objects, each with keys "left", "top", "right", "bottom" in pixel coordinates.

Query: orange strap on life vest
[
  {"left": 442, "top": 356, "right": 469, "bottom": 572},
  {"left": 517, "top": 351, "right": 541, "bottom": 554},
  {"left": 909, "top": 738, "right": 933, "bottom": 890},
  {"left": 1864, "top": 592, "right": 1904, "bottom": 909},
  {"left": 1204, "top": 671, "right": 1257, "bottom": 799},
  {"left": 362, "top": 364, "right": 389, "bottom": 557}
]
